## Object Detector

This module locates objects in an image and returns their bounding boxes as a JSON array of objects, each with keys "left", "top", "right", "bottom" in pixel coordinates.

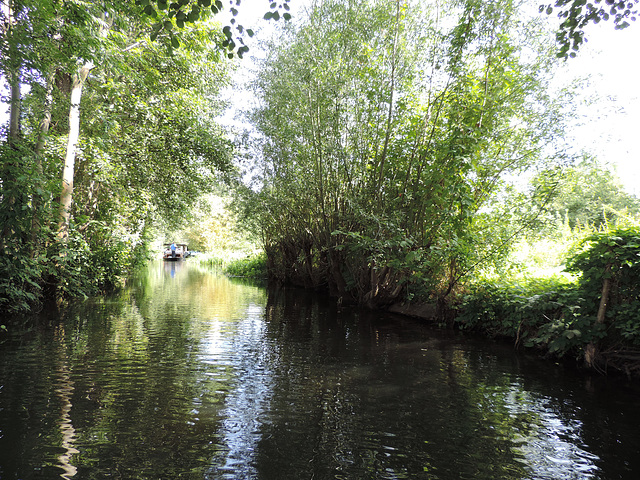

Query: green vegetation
[
  {"left": 243, "top": 0, "right": 574, "bottom": 309},
  {"left": 456, "top": 224, "right": 640, "bottom": 374},
  {"left": 1, "top": 1, "right": 235, "bottom": 315},
  {"left": 224, "top": 253, "right": 268, "bottom": 279}
]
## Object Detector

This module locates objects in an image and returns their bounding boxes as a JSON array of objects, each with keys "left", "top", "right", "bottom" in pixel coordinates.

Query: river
[{"left": 1, "top": 260, "right": 639, "bottom": 479}]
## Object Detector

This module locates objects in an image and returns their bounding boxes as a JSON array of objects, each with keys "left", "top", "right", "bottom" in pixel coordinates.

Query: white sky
[
  {"left": 2, "top": 0, "right": 638, "bottom": 193},
  {"left": 559, "top": 22, "right": 640, "bottom": 195}
]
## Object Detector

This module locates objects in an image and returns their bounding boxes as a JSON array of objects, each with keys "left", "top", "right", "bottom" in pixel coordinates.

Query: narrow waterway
[{"left": 1, "top": 260, "right": 639, "bottom": 479}]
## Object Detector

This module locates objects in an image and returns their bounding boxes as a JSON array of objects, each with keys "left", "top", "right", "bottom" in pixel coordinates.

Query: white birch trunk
[{"left": 58, "top": 63, "right": 92, "bottom": 240}]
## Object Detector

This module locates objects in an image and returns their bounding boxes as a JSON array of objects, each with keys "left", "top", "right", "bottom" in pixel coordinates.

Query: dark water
[{"left": 1, "top": 261, "right": 639, "bottom": 480}]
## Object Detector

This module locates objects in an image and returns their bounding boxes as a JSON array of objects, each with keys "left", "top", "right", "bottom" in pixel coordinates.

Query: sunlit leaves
[
  {"left": 139, "top": 0, "right": 292, "bottom": 58},
  {"left": 249, "top": 0, "right": 573, "bottom": 305}
]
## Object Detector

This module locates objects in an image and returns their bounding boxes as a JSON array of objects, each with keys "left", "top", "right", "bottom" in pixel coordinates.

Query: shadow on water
[{"left": 1, "top": 260, "right": 639, "bottom": 479}]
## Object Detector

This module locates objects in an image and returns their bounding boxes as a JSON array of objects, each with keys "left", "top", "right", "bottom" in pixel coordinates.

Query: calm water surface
[{"left": 1, "top": 260, "right": 639, "bottom": 479}]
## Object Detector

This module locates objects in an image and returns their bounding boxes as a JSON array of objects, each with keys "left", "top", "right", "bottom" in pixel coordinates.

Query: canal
[{"left": 1, "top": 260, "right": 639, "bottom": 479}]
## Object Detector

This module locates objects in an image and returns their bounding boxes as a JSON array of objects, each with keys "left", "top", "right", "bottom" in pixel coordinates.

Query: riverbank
[
  {"left": 387, "top": 273, "right": 640, "bottom": 378},
  {"left": 221, "top": 228, "right": 640, "bottom": 378}
]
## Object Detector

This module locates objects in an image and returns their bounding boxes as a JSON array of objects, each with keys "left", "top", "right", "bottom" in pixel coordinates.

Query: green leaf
[
  {"left": 171, "top": 36, "right": 180, "bottom": 48},
  {"left": 188, "top": 6, "right": 200, "bottom": 22},
  {"left": 143, "top": 4, "right": 157, "bottom": 17}
]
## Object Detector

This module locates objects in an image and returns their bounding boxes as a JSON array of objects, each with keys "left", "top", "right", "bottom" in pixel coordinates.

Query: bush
[
  {"left": 0, "top": 254, "right": 44, "bottom": 314},
  {"left": 455, "top": 276, "right": 582, "bottom": 352},
  {"left": 566, "top": 226, "right": 640, "bottom": 346},
  {"left": 224, "top": 253, "right": 268, "bottom": 279},
  {"left": 456, "top": 226, "right": 640, "bottom": 366}
]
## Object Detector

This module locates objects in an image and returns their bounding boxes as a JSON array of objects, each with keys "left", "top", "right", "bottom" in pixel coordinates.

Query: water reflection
[
  {"left": 205, "top": 306, "right": 274, "bottom": 479},
  {"left": 163, "top": 258, "right": 184, "bottom": 279},
  {"left": 54, "top": 325, "right": 79, "bottom": 480},
  {"left": 1, "top": 261, "right": 639, "bottom": 479}
]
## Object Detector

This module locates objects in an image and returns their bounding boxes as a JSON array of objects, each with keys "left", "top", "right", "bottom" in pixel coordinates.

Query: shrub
[
  {"left": 455, "top": 276, "right": 582, "bottom": 352},
  {"left": 566, "top": 226, "right": 640, "bottom": 346},
  {"left": 224, "top": 253, "right": 268, "bottom": 279}
]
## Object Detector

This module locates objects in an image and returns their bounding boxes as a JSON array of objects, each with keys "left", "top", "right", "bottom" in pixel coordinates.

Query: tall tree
[
  {"left": 248, "top": 0, "right": 575, "bottom": 308},
  {"left": 1, "top": 0, "right": 235, "bottom": 312},
  {"left": 532, "top": 157, "right": 640, "bottom": 229},
  {"left": 58, "top": 62, "right": 92, "bottom": 239}
]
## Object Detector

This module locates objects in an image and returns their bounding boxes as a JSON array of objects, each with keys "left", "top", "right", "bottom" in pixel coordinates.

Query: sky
[
  {"left": 558, "top": 22, "right": 640, "bottom": 195},
  {"left": 1, "top": 1, "right": 638, "bottom": 193}
]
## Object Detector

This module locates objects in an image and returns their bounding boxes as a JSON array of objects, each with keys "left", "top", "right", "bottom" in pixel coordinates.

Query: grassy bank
[
  {"left": 454, "top": 225, "right": 640, "bottom": 376},
  {"left": 196, "top": 251, "right": 268, "bottom": 279}
]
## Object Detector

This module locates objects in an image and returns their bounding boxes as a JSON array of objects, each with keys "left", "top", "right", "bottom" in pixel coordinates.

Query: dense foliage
[
  {"left": 456, "top": 226, "right": 640, "bottom": 374},
  {"left": 531, "top": 158, "right": 640, "bottom": 229},
  {"left": 0, "top": 0, "right": 234, "bottom": 315},
  {"left": 224, "top": 253, "right": 268, "bottom": 278},
  {"left": 245, "top": 0, "right": 575, "bottom": 312}
]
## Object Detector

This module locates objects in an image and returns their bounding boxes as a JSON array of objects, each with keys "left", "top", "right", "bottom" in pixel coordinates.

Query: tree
[
  {"left": 137, "top": 0, "right": 292, "bottom": 57},
  {"left": 532, "top": 158, "right": 640, "bottom": 229},
  {"left": 247, "top": 0, "right": 575, "bottom": 310},
  {"left": 0, "top": 0, "right": 236, "bottom": 312}
]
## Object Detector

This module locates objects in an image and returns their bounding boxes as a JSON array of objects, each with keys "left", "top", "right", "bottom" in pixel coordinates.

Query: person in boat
[{"left": 170, "top": 242, "right": 176, "bottom": 258}]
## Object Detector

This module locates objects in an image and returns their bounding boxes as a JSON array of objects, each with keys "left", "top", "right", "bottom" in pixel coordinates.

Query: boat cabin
[{"left": 163, "top": 243, "right": 189, "bottom": 261}]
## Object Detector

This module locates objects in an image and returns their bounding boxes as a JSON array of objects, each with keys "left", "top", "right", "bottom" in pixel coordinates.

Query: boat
[{"left": 163, "top": 243, "right": 189, "bottom": 261}]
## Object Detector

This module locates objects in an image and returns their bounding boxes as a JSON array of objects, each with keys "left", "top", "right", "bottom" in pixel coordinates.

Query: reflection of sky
[
  {"left": 199, "top": 304, "right": 273, "bottom": 479},
  {"left": 502, "top": 386, "right": 600, "bottom": 480}
]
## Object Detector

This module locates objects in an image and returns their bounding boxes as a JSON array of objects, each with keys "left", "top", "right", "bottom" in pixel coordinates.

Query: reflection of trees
[
  {"left": 254, "top": 287, "right": 601, "bottom": 479},
  {"left": 0, "top": 323, "right": 82, "bottom": 478},
  {"left": 1, "top": 263, "right": 636, "bottom": 479},
  {"left": 50, "top": 262, "right": 268, "bottom": 478},
  {"left": 54, "top": 325, "right": 79, "bottom": 479}
]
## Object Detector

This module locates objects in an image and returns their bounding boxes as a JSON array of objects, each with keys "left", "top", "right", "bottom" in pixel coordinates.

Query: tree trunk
[
  {"left": 2, "top": 0, "right": 20, "bottom": 144},
  {"left": 1, "top": 0, "right": 21, "bottom": 244},
  {"left": 58, "top": 63, "right": 92, "bottom": 241},
  {"left": 8, "top": 69, "right": 20, "bottom": 143},
  {"left": 34, "top": 71, "right": 55, "bottom": 165},
  {"left": 585, "top": 263, "right": 612, "bottom": 369}
]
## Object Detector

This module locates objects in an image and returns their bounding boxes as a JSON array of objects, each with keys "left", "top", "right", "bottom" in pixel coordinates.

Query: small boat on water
[{"left": 163, "top": 243, "right": 190, "bottom": 261}]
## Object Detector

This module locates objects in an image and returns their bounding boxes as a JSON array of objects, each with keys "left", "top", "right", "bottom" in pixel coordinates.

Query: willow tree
[{"left": 248, "top": 0, "right": 574, "bottom": 310}]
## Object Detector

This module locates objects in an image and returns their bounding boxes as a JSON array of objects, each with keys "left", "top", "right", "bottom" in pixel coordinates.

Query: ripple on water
[{"left": 2, "top": 265, "right": 640, "bottom": 479}]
